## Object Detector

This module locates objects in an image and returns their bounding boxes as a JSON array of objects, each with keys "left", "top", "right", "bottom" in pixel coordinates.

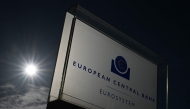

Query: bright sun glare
[{"left": 25, "top": 64, "right": 37, "bottom": 76}]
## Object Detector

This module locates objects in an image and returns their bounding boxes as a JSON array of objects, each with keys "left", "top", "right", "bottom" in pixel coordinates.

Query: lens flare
[{"left": 25, "top": 64, "right": 37, "bottom": 76}]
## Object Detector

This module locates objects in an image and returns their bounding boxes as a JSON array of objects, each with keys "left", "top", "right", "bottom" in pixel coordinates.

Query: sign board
[
  {"left": 61, "top": 18, "right": 157, "bottom": 109},
  {"left": 48, "top": 6, "right": 165, "bottom": 109}
]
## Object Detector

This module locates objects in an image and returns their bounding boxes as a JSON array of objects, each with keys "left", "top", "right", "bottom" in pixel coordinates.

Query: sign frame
[{"left": 48, "top": 5, "right": 168, "bottom": 109}]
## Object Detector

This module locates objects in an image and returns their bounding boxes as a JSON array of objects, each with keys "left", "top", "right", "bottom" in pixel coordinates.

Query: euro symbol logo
[{"left": 111, "top": 56, "right": 130, "bottom": 80}]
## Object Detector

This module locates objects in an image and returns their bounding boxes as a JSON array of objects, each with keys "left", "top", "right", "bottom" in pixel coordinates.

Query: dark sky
[{"left": 0, "top": 0, "right": 190, "bottom": 109}]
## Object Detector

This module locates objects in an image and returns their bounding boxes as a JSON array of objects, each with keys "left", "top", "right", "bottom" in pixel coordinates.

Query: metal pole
[{"left": 166, "top": 64, "right": 168, "bottom": 109}]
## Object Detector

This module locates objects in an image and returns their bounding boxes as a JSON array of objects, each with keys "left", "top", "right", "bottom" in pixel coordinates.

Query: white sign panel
[{"left": 62, "top": 19, "right": 157, "bottom": 109}]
